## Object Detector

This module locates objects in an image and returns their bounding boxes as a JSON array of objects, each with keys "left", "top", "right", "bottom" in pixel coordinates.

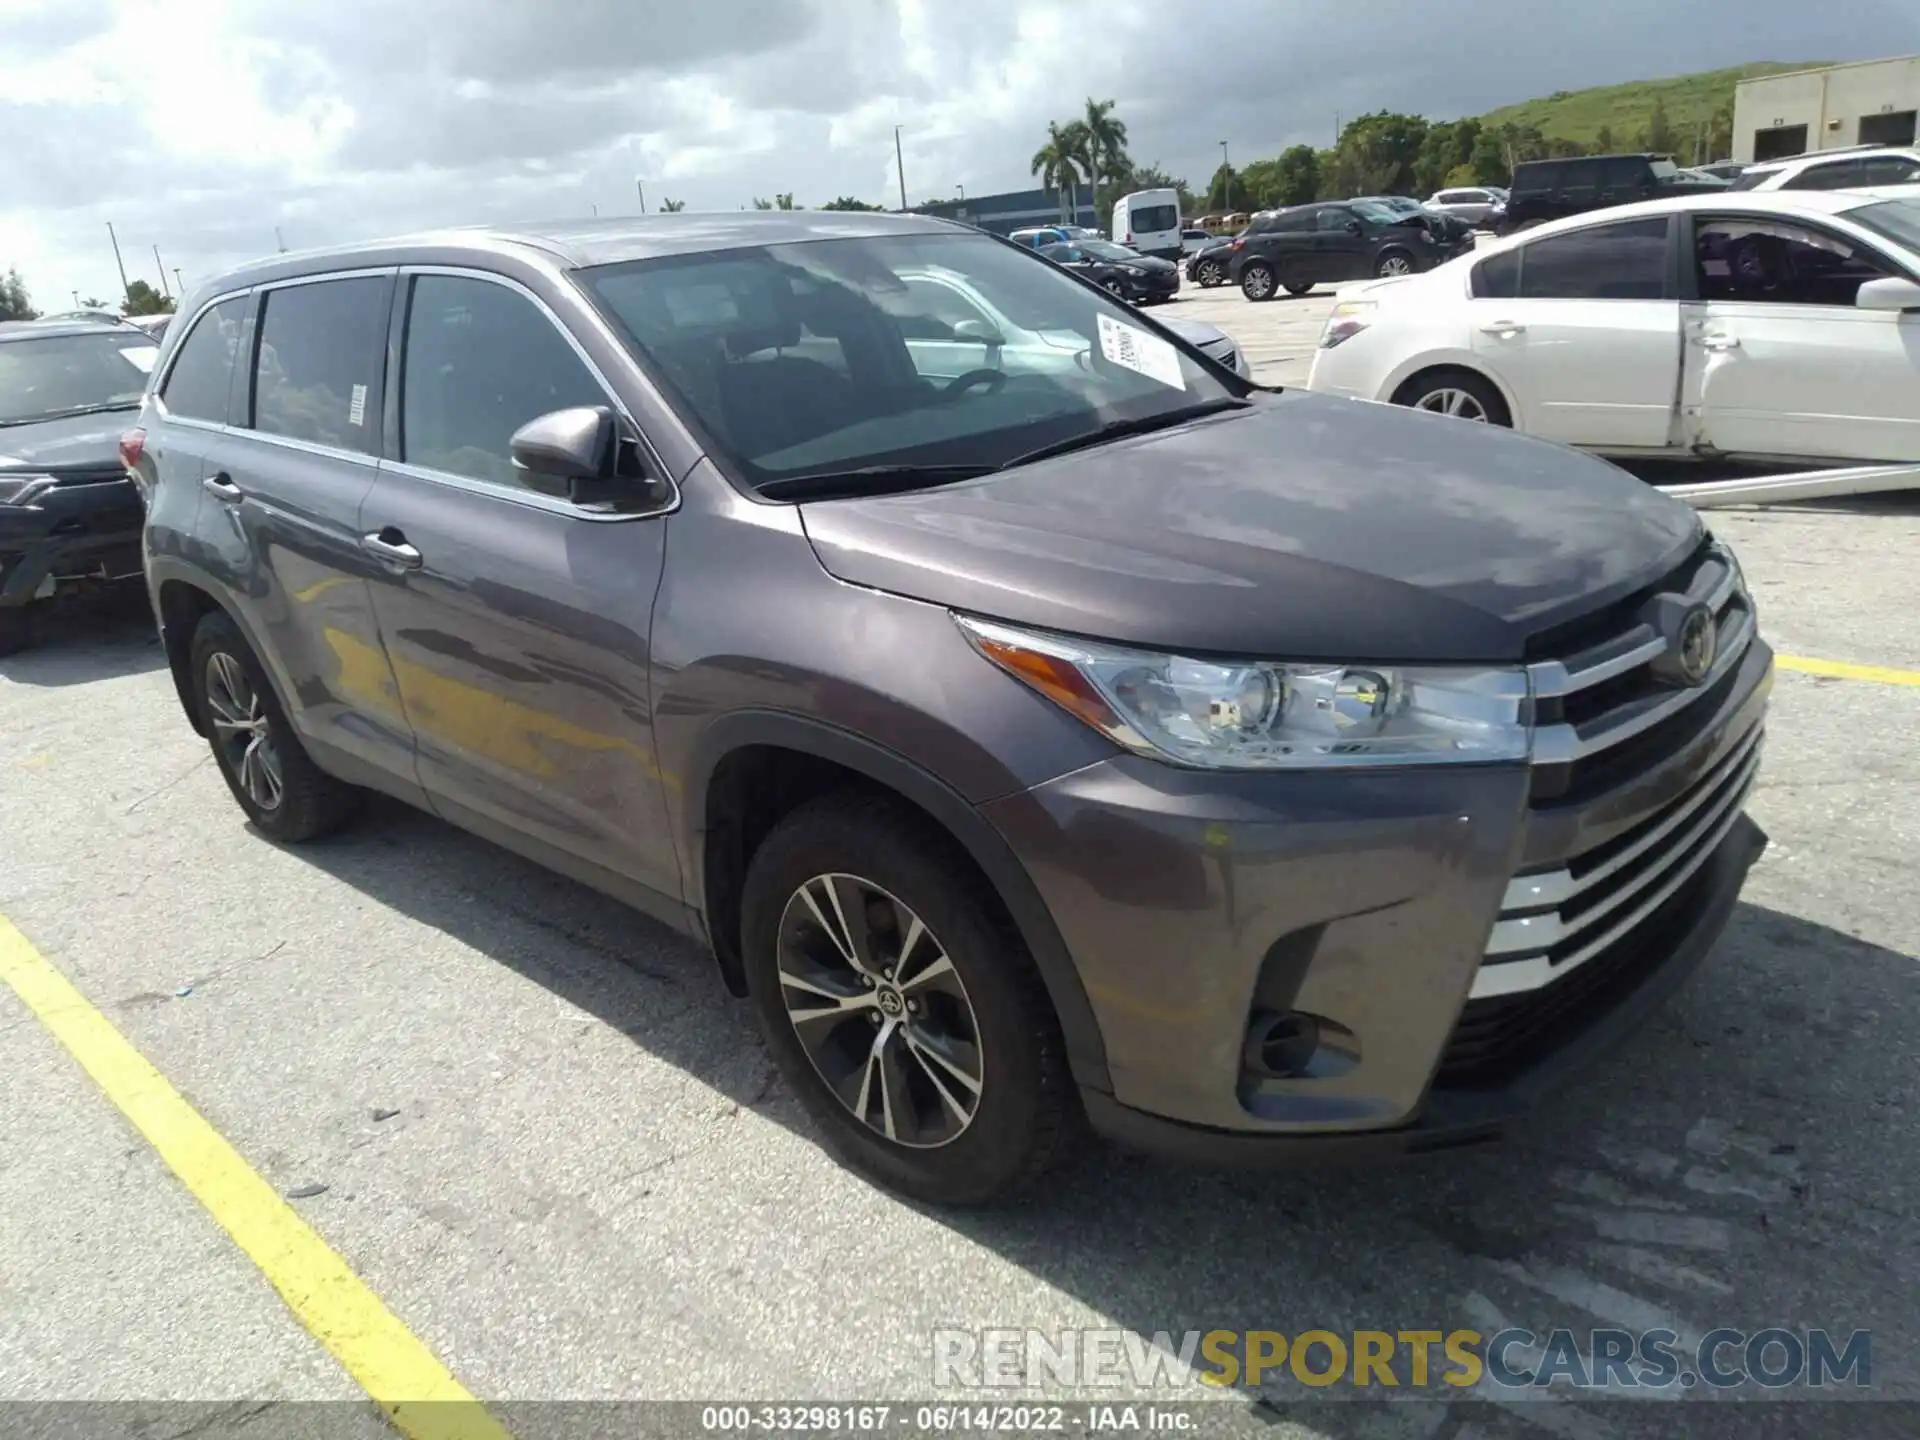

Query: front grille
[
  {"left": 1528, "top": 540, "right": 1755, "bottom": 805},
  {"left": 1435, "top": 538, "right": 1767, "bottom": 1083}
]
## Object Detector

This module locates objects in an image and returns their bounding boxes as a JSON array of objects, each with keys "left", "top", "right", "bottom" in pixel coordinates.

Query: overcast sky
[{"left": 3, "top": 0, "right": 1916, "bottom": 307}]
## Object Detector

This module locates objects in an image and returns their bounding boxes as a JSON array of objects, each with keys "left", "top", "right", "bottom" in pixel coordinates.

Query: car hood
[
  {"left": 799, "top": 391, "right": 1703, "bottom": 663},
  {"left": 1118, "top": 254, "right": 1178, "bottom": 273},
  {"left": 0, "top": 409, "right": 138, "bottom": 474}
]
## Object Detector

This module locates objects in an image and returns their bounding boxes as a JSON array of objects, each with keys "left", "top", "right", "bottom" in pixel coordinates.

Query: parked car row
[
  {"left": 116, "top": 209, "right": 1775, "bottom": 1205},
  {"left": 1306, "top": 185, "right": 1920, "bottom": 471},
  {"left": 1187, "top": 198, "right": 1477, "bottom": 300}
]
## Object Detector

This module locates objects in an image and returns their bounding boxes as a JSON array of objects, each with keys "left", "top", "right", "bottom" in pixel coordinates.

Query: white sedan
[{"left": 1306, "top": 187, "right": 1920, "bottom": 465}]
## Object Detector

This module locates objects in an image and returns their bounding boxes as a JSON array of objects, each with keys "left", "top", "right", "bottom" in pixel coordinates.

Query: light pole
[
  {"left": 956, "top": 183, "right": 965, "bottom": 201},
  {"left": 894, "top": 125, "right": 908, "bottom": 211},
  {"left": 637, "top": 178, "right": 646, "bottom": 213},
  {"left": 1219, "top": 140, "right": 1231, "bottom": 211}
]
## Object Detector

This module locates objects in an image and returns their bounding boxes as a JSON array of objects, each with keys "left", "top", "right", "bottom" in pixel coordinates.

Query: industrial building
[
  {"left": 911, "top": 187, "right": 1095, "bottom": 236},
  {"left": 1733, "top": 55, "right": 1920, "bottom": 162}
]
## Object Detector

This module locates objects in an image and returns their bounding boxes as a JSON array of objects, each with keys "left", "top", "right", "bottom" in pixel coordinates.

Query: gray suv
[{"left": 131, "top": 214, "right": 1772, "bottom": 1205}]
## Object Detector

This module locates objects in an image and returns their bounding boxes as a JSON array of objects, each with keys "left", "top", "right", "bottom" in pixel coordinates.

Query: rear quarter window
[{"left": 160, "top": 296, "right": 250, "bottom": 423}]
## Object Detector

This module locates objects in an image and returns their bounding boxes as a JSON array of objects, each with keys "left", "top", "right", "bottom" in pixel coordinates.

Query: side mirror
[
  {"left": 1856, "top": 276, "right": 1920, "bottom": 313},
  {"left": 511, "top": 405, "right": 613, "bottom": 487},
  {"left": 951, "top": 318, "right": 1005, "bottom": 347}
]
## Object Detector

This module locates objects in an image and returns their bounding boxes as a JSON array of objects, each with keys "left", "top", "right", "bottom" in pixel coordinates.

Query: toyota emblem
[{"left": 1674, "top": 605, "right": 1717, "bottom": 686}]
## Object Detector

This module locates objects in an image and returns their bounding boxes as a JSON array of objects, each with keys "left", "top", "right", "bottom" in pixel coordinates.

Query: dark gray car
[{"left": 131, "top": 214, "right": 1772, "bottom": 1205}]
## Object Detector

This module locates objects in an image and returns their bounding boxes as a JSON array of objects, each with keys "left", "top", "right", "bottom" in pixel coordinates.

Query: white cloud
[{"left": 2, "top": 0, "right": 1915, "bottom": 307}]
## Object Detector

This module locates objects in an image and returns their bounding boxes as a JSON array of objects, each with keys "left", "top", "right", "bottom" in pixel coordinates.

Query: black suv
[
  {"left": 1038, "top": 239, "right": 1180, "bottom": 303},
  {"left": 0, "top": 317, "right": 158, "bottom": 653},
  {"left": 1500, "top": 153, "right": 1725, "bottom": 233},
  {"left": 131, "top": 214, "right": 1770, "bottom": 1205},
  {"left": 1231, "top": 201, "right": 1470, "bottom": 301}
]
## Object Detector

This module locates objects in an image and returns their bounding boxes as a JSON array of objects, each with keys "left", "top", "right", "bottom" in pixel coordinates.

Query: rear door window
[
  {"left": 1517, "top": 218, "right": 1671, "bottom": 299},
  {"left": 1127, "top": 203, "right": 1179, "bottom": 233},
  {"left": 160, "top": 297, "right": 250, "bottom": 423},
  {"left": 251, "top": 277, "right": 390, "bottom": 454}
]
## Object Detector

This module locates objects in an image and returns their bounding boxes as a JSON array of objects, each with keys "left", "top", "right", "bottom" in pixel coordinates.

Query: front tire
[
  {"left": 1375, "top": 249, "right": 1415, "bottom": 278},
  {"left": 1393, "top": 369, "right": 1511, "bottom": 427},
  {"left": 190, "top": 610, "right": 361, "bottom": 842},
  {"left": 1240, "top": 262, "right": 1277, "bottom": 302},
  {"left": 740, "top": 793, "right": 1074, "bottom": 1206},
  {"left": 1196, "top": 259, "right": 1224, "bottom": 287}
]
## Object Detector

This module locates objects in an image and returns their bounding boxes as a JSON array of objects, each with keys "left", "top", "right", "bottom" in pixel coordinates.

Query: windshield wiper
[
  {"left": 757, "top": 462, "right": 999, "bottom": 501},
  {"left": 21, "top": 401, "right": 143, "bottom": 423},
  {"left": 998, "top": 397, "right": 1252, "bottom": 472}
]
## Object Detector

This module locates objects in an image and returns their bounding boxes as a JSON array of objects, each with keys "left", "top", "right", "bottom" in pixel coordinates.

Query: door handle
[
  {"left": 202, "top": 473, "right": 243, "bottom": 503},
  {"left": 1479, "top": 321, "right": 1526, "bottom": 337},
  {"left": 360, "top": 529, "right": 423, "bottom": 570},
  {"left": 1701, "top": 334, "right": 1742, "bottom": 352}
]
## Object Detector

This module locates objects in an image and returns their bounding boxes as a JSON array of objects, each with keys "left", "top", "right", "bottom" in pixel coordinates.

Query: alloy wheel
[
  {"left": 1198, "top": 260, "right": 1221, "bottom": 286},
  {"left": 1243, "top": 267, "right": 1273, "bottom": 299},
  {"left": 776, "top": 873, "right": 984, "bottom": 1149},
  {"left": 1378, "top": 253, "right": 1414, "bottom": 277},
  {"left": 1413, "top": 387, "right": 1490, "bottom": 422},
  {"left": 205, "top": 650, "right": 285, "bottom": 811}
]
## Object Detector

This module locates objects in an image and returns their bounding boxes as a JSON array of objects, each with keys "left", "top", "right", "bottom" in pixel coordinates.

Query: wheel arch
[{"left": 685, "top": 709, "right": 1111, "bottom": 1093}]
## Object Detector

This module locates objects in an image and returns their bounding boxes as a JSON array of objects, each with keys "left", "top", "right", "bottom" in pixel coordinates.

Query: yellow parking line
[
  {"left": 1777, "top": 655, "right": 1920, "bottom": 688},
  {"left": 0, "top": 914, "right": 512, "bottom": 1440}
]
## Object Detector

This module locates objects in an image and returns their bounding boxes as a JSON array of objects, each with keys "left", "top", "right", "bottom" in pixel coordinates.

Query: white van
[{"left": 1108, "top": 189, "right": 1183, "bottom": 261}]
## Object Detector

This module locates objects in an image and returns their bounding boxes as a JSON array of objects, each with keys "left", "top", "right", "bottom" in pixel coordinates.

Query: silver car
[{"left": 1425, "top": 186, "right": 1505, "bottom": 227}]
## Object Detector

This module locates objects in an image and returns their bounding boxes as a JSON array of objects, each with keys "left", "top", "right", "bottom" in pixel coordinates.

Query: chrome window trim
[
  {"left": 391, "top": 264, "right": 680, "bottom": 522},
  {"left": 222, "top": 427, "right": 379, "bottom": 469}
]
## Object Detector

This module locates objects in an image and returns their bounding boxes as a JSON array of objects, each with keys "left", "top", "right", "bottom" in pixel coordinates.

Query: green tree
[
  {"left": 1075, "top": 98, "right": 1129, "bottom": 228},
  {"left": 1273, "top": 146, "right": 1321, "bottom": 206},
  {"left": 1706, "top": 103, "right": 1734, "bottom": 161},
  {"left": 1594, "top": 123, "right": 1615, "bottom": 153},
  {"left": 1203, "top": 163, "right": 1242, "bottom": 212},
  {"left": 774, "top": 192, "right": 798, "bottom": 210},
  {"left": 121, "top": 280, "right": 174, "bottom": 316},
  {"left": 1328, "top": 111, "right": 1430, "bottom": 197},
  {"left": 79, "top": 296, "right": 110, "bottom": 309},
  {"left": 1030, "top": 120, "right": 1086, "bottom": 222},
  {"left": 751, "top": 196, "right": 774, "bottom": 210},
  {"left": 1640, "top": 97, "right": 1676, "bottom": 155},
  {"left": 1, "top": 267, "right": 36, "bottom": 321},
  {"left": 660, "top": 197, "right": 687, "bottom": 212},
  {"left": 819, "top": 196, "right": 882, "bottom": 211}
]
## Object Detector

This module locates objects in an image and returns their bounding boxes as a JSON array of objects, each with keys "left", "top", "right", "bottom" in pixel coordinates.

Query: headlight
[
  {"left": 956, "top": 616, "right": 1530, "bottom": 770},
  {"left": 1233, "top": 347, "right": 1252, "bottom": 379},
  {"left": 1117, "top": 264, "right": 1144, "bottom": 276},
  {"left": 1319, "top": 300, "right": 1376, "bottom": 350},
  {"left": 0, "top": 473, "right": 57, "bottom": 507}
]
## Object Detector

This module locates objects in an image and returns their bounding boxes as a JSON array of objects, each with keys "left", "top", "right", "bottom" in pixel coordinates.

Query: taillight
[
  {"left": 1230, "top": 238, "right": 1245, "bottom": 250},
  {"left": 1124, "top": 232, "right": 1133, "bottom": 244},
  {"left": 119, "top": 428, "right": 145, "bottom": 469}
]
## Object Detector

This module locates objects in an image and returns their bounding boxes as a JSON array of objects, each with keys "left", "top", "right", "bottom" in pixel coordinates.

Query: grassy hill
[{"left": 1474, "top": 61, "right": 1828, "bottom": 148}]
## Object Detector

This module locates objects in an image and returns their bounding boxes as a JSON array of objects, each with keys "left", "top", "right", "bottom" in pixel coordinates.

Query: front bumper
[
  {"left": 1122, "top": 271, "right": 1180, "bottom": 302},
  {"left": 0, "top": 475, "right": 145, "bottom": 608},
  {"left": 980, "top": 630, "right": 1774, "bottom": 1155}
]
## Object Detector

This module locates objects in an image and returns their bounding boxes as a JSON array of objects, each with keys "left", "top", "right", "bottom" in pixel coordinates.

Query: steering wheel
[{"left": 941, "top": 368, "right": 1007, "bottom": 400}]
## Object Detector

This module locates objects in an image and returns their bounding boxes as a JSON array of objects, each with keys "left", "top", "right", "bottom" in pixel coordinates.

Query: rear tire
[
  {"left": 1283, "top": 280, "right": 1315, "bottom": 296},
  {"left": 740, "top": 793, "right": 1074, "bottom": 1206},
  {"left": 1240, "top": 262, "right": 1277, "bottom": 302},
  {"left": 0, "top": 605, "right": 33, "bottom": 657},
  {"left": 190, "top": 610, "right": 361, "bottom": 842}
]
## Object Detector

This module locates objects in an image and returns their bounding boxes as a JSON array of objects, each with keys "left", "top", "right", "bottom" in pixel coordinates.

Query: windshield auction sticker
[{"left": 1097, "top": 314, "right": 1186, "bottom": 392}]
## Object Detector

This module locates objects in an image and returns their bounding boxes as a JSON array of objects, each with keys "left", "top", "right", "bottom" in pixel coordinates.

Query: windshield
[
  {"left": 1351, "top": 201, "right": 1402, "bottom": 225},
  {"left": 580, "top": 232, "right": 1240, "bottom": 491},
  {"left": 1079, "top": 239, "right": 1142, "bottom": 261},
  {"left": 1849, "top": 198, "right": 1920, "bottom": 254},
  {"left": 0, "top": 331, "right": 158, "bottom": 426}
]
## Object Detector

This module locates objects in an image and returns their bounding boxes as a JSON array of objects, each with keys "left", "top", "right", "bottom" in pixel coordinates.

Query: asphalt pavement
[{"left": 1, "top": 351, "right": 1917, "bottom": 1440}]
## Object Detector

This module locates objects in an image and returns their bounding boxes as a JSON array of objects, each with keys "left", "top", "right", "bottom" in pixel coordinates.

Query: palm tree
[
  {"left": 1030, "top": 121, "right": 1085, "bottom": 224},
  {"left": 660, "top": 197, "right": 687, "bottom": 212},
  {"left": 1079, "top": 99, "right": 1129, "bottom": 226}
]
